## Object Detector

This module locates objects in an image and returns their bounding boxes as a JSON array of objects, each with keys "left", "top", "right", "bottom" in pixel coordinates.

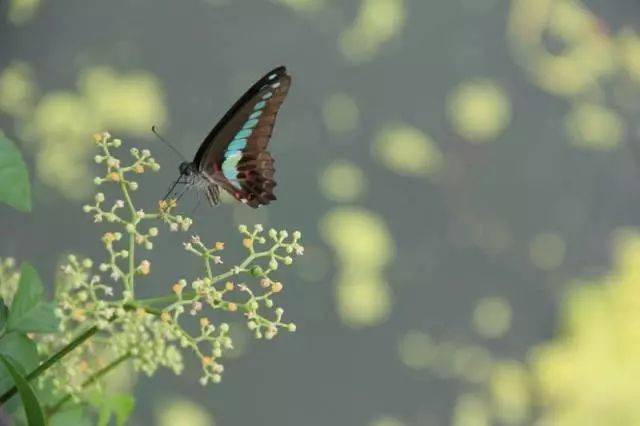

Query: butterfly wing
[{"left": 194, "top": 66, "right": 291, "bottom": 208}]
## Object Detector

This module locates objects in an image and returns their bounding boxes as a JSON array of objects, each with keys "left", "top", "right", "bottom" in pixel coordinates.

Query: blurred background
[{"left": 2, "top": 0, "right": 640, "bottom": 424}]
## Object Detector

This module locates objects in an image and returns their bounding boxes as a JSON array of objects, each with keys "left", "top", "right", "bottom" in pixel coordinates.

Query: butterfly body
[{"left": 168, "top": 66, "right": 292, "bottom": 208}]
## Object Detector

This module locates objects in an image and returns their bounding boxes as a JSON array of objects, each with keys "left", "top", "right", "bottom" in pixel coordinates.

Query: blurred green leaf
[
  {"left": 93, "top": 393, "right": 135, "bottom": 426},
  {"left": 49, "top": 406, "right": 92, "bottom": 426},
  {"left": 7, "top": 263, "right": 58, "bottom": 333},
  {"left": 0, "top": 331, "right": 39, "bottom": 395},
  {"left": 0, "top": 131, "right": 31, "bottom": 212},
  {"left": 0, "top": 353, "right": 44, "bottom": 426}
]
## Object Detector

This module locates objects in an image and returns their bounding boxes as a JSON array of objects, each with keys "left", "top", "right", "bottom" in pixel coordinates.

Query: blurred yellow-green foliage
[
  {"left": 531, "top": 229, "right": 640, "bottom": 425},
  {"left": 320, "top": 207, "right": 395, "bottom": 327},
  {"left": 0, "top": 64, "right": 165, "bottom": 199}
]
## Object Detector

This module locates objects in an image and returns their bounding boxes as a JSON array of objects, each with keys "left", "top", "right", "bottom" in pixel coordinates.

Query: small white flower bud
[
  {"left": 82, "top": 205, "right": 92, "bottom": 213},
  {"left": 95, "top": 193, "right": 105, "bottom": 203},
  {"left": 94, "top": 155, "right": 104, "bottom": 163},
  {"left": 255, "top": 224, "right": 264, "bottom": 232},
  {"left": 149, "top": 227, "right": 159, "bottom": 236},
  {"left": 129, "top": 181, "right": 139, "bottom": 191},
  {"left": 238, "top": 224, "right": 248, "bottom": 233}
]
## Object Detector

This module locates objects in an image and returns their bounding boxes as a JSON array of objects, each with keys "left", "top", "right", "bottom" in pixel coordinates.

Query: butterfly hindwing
[{"left": 194, "top": 66, "right": 291, "bottom": 208}]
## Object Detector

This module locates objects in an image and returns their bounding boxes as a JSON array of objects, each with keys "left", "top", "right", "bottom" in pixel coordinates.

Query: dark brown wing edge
[{"left": 193, "top": 66, "right": 288, "bottom": 167}]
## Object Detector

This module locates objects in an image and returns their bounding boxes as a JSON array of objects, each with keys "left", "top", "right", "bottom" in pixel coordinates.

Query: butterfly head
[{"left": 179, "top": 161, "right": 197, "bottom": 176}]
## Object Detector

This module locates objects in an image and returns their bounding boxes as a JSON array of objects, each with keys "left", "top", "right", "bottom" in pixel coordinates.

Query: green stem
[
  {"left": 0, "top": 304, "right": 156, "bottom": 406},
  {"left": 0, "top": 325, "right": 99, "bottom": 405},
  {"left": 46, "top": 352, "right": 132, "bottom": 416}
]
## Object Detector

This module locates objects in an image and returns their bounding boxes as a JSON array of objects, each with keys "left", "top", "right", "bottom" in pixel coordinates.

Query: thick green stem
[
  {"left": 46, "top": 352, "right": 132, "bottom": 416},
  {"left": 0, "top": 304, "right": 155, "bottom": 406},
  {"left": 0, "top": 325, "right": 99, "bottom": 405}
]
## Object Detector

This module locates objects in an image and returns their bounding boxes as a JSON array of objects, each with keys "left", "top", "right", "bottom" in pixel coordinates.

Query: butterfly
[{"left": 166, "top": 66, "right": 292, "bottom": 208}]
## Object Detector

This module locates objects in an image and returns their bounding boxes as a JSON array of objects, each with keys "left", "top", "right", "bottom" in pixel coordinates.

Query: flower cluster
[
  {"left": 29, "top": 132, "right": 303, "bottom": 405},
  {"left": 160, "top": 225, "right": 303, "bottom": 384}
]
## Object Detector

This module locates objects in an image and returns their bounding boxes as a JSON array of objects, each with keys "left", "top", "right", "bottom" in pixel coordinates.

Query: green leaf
[
  {"left": 95, "top": 393, "right": 135, "bottom": 426},
  {"left": 49, "top": 406, "right": 92, "bottom": 426},
  {"left": 0, "top": 332, "right": 40, "bottom": 411},
  {"left": 0, "top": 353, "right": 44, "bottom": 426},
  {"left": 0, "top": 131, "right": 31, "bottom": 212},
  {"left": 7, "top": 263, "right": 58, "bottom": 333}
]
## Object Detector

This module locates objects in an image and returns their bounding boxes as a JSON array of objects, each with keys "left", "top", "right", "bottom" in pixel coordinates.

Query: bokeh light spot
[
  {"left": 529, "top": 232, "right": 566, "bottom": 271},
  {"left": 565, "top": 102, "right": 623, "bottom": 150},
  {"left": 447, "top": 80, "right": 511, "bottom": 143},
  {"left": 0, "top": 61, "right": 36, "bottom": 117},
  {"left": 319, "top": 159, "right": 367, "bottom": 202},
  {"left": 322, "top": 93, "right": 360, "bottom": 135},
  {"left": 339, "top": 0, "right": 406, "bottom": 63},
  {"left": 398, "top": 330, "right": 434, "bottom": 370},
  {"left": 156, "top": 399, "right": 214, "bottom": 426},
  {"left": 373, "top": 122, "right": 443, "bottom": 177},
  {"left": 452, "top": 393, "right": 490, "bottom": 426},
  {"left": 472, "top": 297, "right": 512, "bottom": 339}
]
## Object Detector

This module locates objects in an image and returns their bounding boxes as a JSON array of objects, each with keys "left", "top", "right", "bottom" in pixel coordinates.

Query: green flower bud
[
  {"left": 249, "top": 265, "right": 263, "bottom": 277},
  {"left": 288, "top": 323, "right": 297, "bottom": 332},
  {"left": 268, "top": 259, "right": 278, "bottom": 270},
  {"left": 238, "top": 224, "right": 248, "bottom": 233},
  {"left": 283, "top": 256, "right": 293, "bottom": 265},
  {"left": 219, "top": 323, "right": 230, "bottom": 333}
]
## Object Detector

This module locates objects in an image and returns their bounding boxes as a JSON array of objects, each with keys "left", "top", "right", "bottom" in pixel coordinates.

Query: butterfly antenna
[{"left": 151, "top": 125, "right": 188, "bottom": 162}]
